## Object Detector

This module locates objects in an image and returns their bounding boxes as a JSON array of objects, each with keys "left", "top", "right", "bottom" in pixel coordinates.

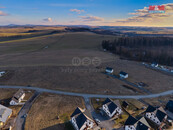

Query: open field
[
  {"left": 102, "top": 58, "right": 173, "bottom": 93},
  {"left": 0, "top": 30, "right": 172, "bottom": 95},
  {"left": 25, "top": 93, "right": 84, "bottom": 130}
]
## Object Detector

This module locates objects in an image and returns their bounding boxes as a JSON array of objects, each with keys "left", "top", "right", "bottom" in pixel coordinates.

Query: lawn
[{"left": 25, "top": 93, "right": 85, "bottom": 130}]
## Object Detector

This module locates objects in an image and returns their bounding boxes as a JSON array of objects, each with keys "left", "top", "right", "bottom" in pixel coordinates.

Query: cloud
[
  {"left": 80, "top": 15, "right": 104, "bottom": 22},
  {"left": 0, "top": 6, "right": 6, "bottom": 9},
  {"left": 50, "top": 3, "right": 94, "bottom": 7},
  {"left": 116, "top": 3, "right": 173, "bottom": 26},
  {"left": 0, "top": 11, "right": 8, "bottom": 16},
  {"left": 43, "top": 17, "right": 52, "bottom": 22},
  {"left": 70, "top": 9, "right": 85, "bottom": 14}
]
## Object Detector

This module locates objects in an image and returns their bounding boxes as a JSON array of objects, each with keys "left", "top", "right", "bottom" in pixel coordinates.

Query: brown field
[
  {"left": 102, "top": 58, "right": 173, "bottom": 93},
  {"left": 25, "top": 93, "right": 84, "bottom": 130},
  {"left": 0, "top": 30, "right": 172, "bottom": 95}
]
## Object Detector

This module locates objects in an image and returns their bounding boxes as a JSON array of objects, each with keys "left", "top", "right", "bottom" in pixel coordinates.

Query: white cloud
[
  {"left": 70, "top": 9, "right": 85, "bottom": 14},
  {"left": 80, "top": 15, "right": 104, "bottom": 22},
  {"left": 43, "top": 17, "right": 52, "bottom": 22}
]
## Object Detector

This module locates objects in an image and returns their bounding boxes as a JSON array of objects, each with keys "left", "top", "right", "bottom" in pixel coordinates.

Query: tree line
[{"left": 102, "top": 37, "right": 173, "bottom": 66}]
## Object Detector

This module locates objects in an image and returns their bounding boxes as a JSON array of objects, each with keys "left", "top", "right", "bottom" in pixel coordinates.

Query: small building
[
  {"left": 122, "top": 101, "right": 129, "bottom": 109},
  {"left": 166, "top": 100, "right": 173, "bottom": 113},
  {"left": 10, "top": 89, "right": 25, "bottom": 105},
  {"left": 145, "top": 105, "right": 167, "bottom": 126},
  {"left": 71, "top": 107, "right": 94, "bottom": 130},
  {"left": 0, "top": 71, "right": 5, "bottom": 77},
  {"left": 124, "top": 115, "right": 150, "bottom": 130},
  {"left": 105, "top": 67, "right": 114, "bottom": 74},
  {"left": 0, "top": 104, "right": 12, "bottom": 128},
  {"left": 151, "top": 62, "right": 158, "bottom": 67},
  {"left": 119, "top": 71, "right": 128, "bottom": 79},
  {"left": 101, "top": 98, "right": 122, "bottom": 118}
]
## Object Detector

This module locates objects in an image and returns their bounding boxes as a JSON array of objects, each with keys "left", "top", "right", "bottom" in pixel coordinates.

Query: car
[{"left": 95, "top": 119, "right": 101, "bottom": 124}]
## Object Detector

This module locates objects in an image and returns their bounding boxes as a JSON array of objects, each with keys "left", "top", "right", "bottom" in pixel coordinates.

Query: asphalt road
[
  {"left": 13, "top": 91, "right": 40, "bottom": 130},
  {"left": 0, "top": 85, "right": 173, "bottom": 99}
]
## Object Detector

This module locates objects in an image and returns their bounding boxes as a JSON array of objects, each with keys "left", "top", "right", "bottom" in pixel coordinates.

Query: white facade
[
  {"left": 71, "top": 117, "right": 94, "bottom": 130},
  {"left": 10, "top": 93, "right": 25, "bottom": 105},
  {"left": 102, "top": 104, "right": 122, "bottom": 118},
  {"left": 125, "top": 125, "right": 136, "bottom": 130},
  {"left": 106, "top": 69, "right": 113, "bottom": 74},
  {"left": 145, "top": 112, "right": 167, "bottom": 125},
  {"left": 120, "top": 74, "right": 128, "bottom": 79}
]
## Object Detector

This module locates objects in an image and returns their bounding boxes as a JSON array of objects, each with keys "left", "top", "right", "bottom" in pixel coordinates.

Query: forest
[{"left": 102, "top": 37, "right": 173, "bottom": 66}]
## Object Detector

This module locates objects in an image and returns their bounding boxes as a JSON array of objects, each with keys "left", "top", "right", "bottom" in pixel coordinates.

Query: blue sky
[{"left": 0, "top": 0, "right": 173, "bottom": 26}]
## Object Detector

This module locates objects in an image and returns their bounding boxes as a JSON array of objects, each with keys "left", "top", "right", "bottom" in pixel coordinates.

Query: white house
[
  {"left": 124, "top": 116, "right": 150, "bottom": 130},
  {"left": 119, "top": 71, "right": 128, "bottom": 79},
  {"left": 0, "top": 104, "right": 12, "bottom": 128},
  {"left": 145, "top": 105, "right": 167, "bottom": 126},
  {"left": 101, "top": 98, "right": 122, "bottom": 118},
  {"left": 105, "top": 67, "right": 114, "bottom": 74},
  {"left": 71, "top": 107, "right": 94, "bottom": 130},
  {"left": 10, "top": 89, "right": 25, "bottom": 105},
  {"left": 151, "top": 62, "right": 158, "bottom": 67},
  {"left": 0, "top": 71, "right": 5, "bottom": 77}
]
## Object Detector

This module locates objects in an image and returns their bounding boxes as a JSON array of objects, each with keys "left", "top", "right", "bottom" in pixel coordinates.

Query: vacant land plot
[
  {"left": 102, "top": 58, "right": 173, "bottom": 93},
  {"left": 25, "top": 93, "right": 84, "bottom": 130}
]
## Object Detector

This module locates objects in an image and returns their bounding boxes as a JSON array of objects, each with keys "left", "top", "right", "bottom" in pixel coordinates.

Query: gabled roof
[
  {"left": 106, "top": 67, "right": 113, "bottom": 71},
  {"left": 125, "top": 116, "right": 150, "bottom": 130},
  {"left": 145, "top": 105, "right": 167, "bottom": 122},
  {"left": 119, "top": 71, "right": 128, "bottom": 76},
  {"left": 71, "top": 107, "right": 94, "bottom": 129},
  {"left": 145, "top": 105, "right": 156, "bottom": 113},
  {"left": 12, "top": 89, "right": 25, "bottom": 103},
  {"left": 103, "top": 98, "right": 121, "bottom": 114},
  {"left": 125, "top": 115, "right": 138, "bottom": 125},
  {"left": 0, "top": 104, "right": 12, "bottom": 123}
]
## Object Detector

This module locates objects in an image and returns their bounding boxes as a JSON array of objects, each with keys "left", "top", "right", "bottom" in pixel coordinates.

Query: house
[
  {"left": 10, "top": 89, "right": 25, "bottom": 105},
  {"left": 71, "top": 107, "right": 94, "bottom": 130},
  {"left": 151, "top": 62, "right": 158, "bottom": 67},
  {"left": 124, "top": 115, "right": 150, "bottom": 130},
  {"left": 105, "top": 67, "right": 114, "bottom": 74},
  {"left": 0, "top": 104, "right": 12, "bottom": 128},
  {"left": 166, "top": 100, "right": 173, "bottom": 113},
  {"left": 0, "top": 71, "right": 5, "bottom": 77},
  {"left": 101, "top": 98, "right": 122, "bottom": 118},
  {"left": 145, "top": 105, "right": 167, "bottom": 126},
  {"left": 119, "top": 71, "right": 128, "bottom": 79}
]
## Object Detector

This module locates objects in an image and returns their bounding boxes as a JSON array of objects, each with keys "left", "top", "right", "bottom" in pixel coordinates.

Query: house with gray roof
[
  {"left": 124, "top": 115, "right": 150, "bottom": 130},
  {"left": 145, "top": 105, "right": 167, "bottom": 126},
  {"left": 70, "top": 107, "right": 94, "bottom": 130},
  {"left": 101, "top": 98, "right": 122, "bottom": 118},
  {"left": 10, "top": 89, "right": 25, "bottom": 105},
  {"left": 0, "top": 104, "right": 12, "bottom": 128}
]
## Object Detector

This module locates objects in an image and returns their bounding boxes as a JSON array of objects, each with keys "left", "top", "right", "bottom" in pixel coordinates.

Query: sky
[{"left": 0, "top": 0, "right": 173, "bottom": 27}]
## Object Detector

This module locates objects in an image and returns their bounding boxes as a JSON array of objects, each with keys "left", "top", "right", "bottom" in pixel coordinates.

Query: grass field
[{"left": 25, "top": 93, "right": 84, "bottom": 130}]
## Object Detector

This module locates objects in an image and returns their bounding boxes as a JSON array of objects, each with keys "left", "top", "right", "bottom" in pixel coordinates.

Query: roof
[
  {"left": 0, "top": 104, "right": 12, "bottom": 123},
  {"left": 125, "top": 116, "right": 150, "bottom": 130},
  {"left": 106, "top": 67, "right": 113, "bottom": 71},
  {"left": 125, "top": 115, "right": 138, "bottom": 125},
  {"left": 71, "top": 107, "right": 94, "bottom": 129},
  {"left": 145, "top": 105, "right": 167, "bottom": 122},
  {"left": 12, "top": 89, "right": 25, "bottom": 103},
  {"left": 103, "top": 98, "right": 121, "bottom": 115},
  {"left": 119, "top": 71, "right": 128, "bottom": 76},
  {"left": 166, "top": 100, "right": 173, "bottom": 113}
]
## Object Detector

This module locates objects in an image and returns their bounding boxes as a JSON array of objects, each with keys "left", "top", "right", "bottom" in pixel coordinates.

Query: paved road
[
  {"left": 0, "top": 85, "right": 173, "bottom": 99},
  {"left": 13, "top": 91, "right": 40, "bottom": 130}
]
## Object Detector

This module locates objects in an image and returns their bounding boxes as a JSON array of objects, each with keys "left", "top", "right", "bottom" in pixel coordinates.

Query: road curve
[{"left": 0, "top": 85, "right": 173, "bottom": 99}]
